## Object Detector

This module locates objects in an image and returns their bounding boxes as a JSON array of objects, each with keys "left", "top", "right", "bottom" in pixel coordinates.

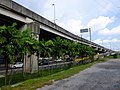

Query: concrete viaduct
[
  {"left": 0, "top": 0, "right": 114, "bottom": 72},
  {"left": 0, "top": 0, "right": 113, "bottom": 53}
]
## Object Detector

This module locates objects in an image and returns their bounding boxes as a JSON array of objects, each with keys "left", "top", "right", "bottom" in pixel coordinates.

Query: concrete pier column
[
  {"left": 23, "top": 53, "right": 38, "bottom": 73},
  {"left": 23, "top": 21, "right": 40, "bottom": 73}
]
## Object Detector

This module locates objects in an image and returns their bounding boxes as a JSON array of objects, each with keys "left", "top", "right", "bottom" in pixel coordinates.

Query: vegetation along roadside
[{"left": 1, "top": 57, "right": 107, "bottom": 90}]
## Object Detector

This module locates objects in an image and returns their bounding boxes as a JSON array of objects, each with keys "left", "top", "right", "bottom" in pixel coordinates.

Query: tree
[
  {"left": 85, "top": 46, "right": 95, "bottom": 59},
  {"left": 40, "top": 40, "right": 54, "bottom": 58},
  {"left": 52, "top": 37, "right": 63, "bottom": 59},
  {"left": 0, "top": 23, "right": 41, "bottom": 85},
  {"left": 70, "top": 41, "right": 81, "bottom": 58},
  {"left": 0, "top": 23, "right": 23, "bottom": 85},
  {"left": 62, "top": 40, "right": 77, "bottom": 58}
]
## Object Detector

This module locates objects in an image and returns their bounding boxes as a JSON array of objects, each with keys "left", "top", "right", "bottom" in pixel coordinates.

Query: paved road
[{"left": 37, "top": 59, "right": 120, "bottom": 90}]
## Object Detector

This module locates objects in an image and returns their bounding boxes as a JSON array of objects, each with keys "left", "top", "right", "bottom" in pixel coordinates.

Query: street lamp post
[{"left": 52, "top": 4, "right": 56, "bottom": 24}]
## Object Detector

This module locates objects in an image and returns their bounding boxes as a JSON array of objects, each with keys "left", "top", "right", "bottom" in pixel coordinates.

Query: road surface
[{"left": 37, "top": 59, "right": 120, "bottom": 90}]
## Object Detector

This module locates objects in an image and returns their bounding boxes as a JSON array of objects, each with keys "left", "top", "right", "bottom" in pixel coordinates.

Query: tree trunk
[
  {"left": 37, "top": 55, "right": 40, "bottom": 74},
  {"left": 5, "top": 54, "right": 8, "bottom": 85},
  {"left": 22, "top": 55, "right": 25, "bottom": 77},
  {"left": 9, "top": 68, "right": 13, "bottom": 85}
]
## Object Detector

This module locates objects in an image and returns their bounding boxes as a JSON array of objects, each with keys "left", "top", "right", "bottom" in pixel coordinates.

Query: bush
[{"left": 113, "top": 54, "right": 118, "bottom": 58}]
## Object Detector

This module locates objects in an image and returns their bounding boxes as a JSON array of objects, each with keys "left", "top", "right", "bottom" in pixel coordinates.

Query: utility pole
[{"left": 89, "top": 28, "right": 92, "bottom": 46}]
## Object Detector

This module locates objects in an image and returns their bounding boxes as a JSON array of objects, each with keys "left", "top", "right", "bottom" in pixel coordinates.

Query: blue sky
[{"left": 14, "top": 0, "right": 120, "bottom": 51}]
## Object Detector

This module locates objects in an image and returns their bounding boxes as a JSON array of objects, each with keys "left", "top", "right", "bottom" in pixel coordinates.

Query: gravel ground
[{"left": 37, "top": 59, "right": 120, "bottom": 90}]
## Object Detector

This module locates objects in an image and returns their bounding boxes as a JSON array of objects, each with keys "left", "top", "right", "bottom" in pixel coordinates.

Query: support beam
[{"left": 0, "top": 7, "right": 26, "bottom": 23}]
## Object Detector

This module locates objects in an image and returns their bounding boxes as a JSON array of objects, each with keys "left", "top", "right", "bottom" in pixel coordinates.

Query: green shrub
[{"left": 113, "top": 54, "right": 118, "bottom": 58}]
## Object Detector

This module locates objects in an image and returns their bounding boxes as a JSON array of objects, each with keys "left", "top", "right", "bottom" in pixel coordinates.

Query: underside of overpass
[
  {"left": 0, "top": 14, "right": 25, "bottom": 28},
  {"left": 95, "top": 50, "right": 104, "bottom": 54},
  {"left": 39, "top": 29, "right": 57, "bottom": 41},
  {"left": 39, "top": 29, "right": 66, "bottom": 41}
]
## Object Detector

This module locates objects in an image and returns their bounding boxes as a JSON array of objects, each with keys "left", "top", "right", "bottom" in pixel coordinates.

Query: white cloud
[
  {"left": 99, "top": 25, "right": 120, "bottom": 35},
  {"left": 111, "top": 38, "right": 120, "bottom": 42},
  {"left": 101, "top": 2, "right": 114, "bottom": 14},
  {"left": 58, "top": 16, "right": 116, "bottom": 39},
  {"left": 94, "top": 39, "right": 104, "bottom": 45},
  {"left": 94, "top": 38, "right": 120, "bottom": 44},
  {"left": 87, "top": 16, "right": 115, "bottom": 33},
  {"left": 58, "top": 19, "right": 84, "bottom": 35}
]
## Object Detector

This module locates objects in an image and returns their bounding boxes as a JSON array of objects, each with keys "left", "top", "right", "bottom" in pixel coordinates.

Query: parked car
[
  {"left": 55, "top": 57, "right": 63, "bottom": 62},
  {"left": 9, "top": 62, "right": 23, "bottom": 68},
  {"left": 38, "top": 59, "right": 50, "bottom": 66},
  {"left": 65, "top": 57, "right": 74, "bottom": 62}
]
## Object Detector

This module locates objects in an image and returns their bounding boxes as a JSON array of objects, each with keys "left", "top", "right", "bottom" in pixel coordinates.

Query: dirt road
[{"left": 37, "top": 59, "right": 120, "bottom": 90}]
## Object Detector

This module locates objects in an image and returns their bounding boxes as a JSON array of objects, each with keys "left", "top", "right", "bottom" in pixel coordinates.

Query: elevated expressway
[{"left": 0, "top": 0, "right": 113, "bottom": 54}]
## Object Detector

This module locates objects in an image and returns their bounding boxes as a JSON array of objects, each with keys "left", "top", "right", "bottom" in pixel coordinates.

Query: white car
[
  {"left": 55, "top": 58, "right": 63, "bottom": 62},
  {"left": 9, "top": 62, "right": 23, "bottom": 68}
]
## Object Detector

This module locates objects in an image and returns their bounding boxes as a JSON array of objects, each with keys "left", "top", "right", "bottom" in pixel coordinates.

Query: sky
[{"left": 14, "top": 0, "right": 120, "bottom": 51}]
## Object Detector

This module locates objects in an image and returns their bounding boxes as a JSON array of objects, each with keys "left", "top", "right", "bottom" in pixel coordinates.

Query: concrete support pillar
[
  {"left": 23, "top": 55, "right": 31, "bottom": 73},
  {"left": 19, "top": 24, "right": 27, "bottom": 32},
  {"left": 30, "top": 53, "right": 38, "bottom": 73},
  {"left": 23, "top": 21, "right": 40, "bottom": 73},
  {"left": 23, "top": 53, "right": 38, "bottom": 73},
  {"left": 19, "top": 21, "right": 40, "bottom": 73}
]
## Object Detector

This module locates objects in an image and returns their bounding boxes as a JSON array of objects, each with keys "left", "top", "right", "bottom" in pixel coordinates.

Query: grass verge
[{"left": 1, "top": 58, "right": 106, "bottom": 90}]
